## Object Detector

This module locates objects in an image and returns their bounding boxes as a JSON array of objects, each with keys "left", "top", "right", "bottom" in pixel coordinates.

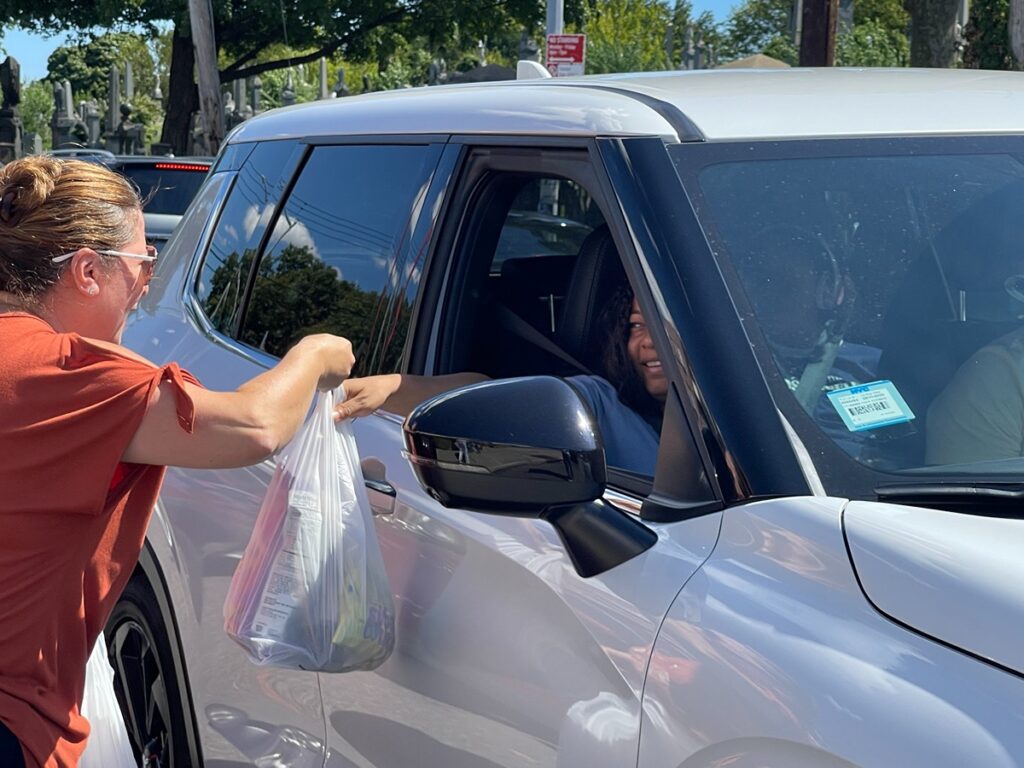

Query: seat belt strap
[{"left": 495, "top": 304, "right": 593, "bottom": 376}]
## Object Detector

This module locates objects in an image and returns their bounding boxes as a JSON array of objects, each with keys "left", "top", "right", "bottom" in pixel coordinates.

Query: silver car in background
[{"left": 116, "top": 69, "right": 1024, "bottom": 767}]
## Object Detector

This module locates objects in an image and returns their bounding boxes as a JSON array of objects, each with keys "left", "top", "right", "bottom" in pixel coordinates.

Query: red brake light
[{"left": 153, "top": 162, "right": 209, "bottom": 172}]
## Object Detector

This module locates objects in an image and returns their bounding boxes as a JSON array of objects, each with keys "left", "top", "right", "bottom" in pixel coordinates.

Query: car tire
[{"left": 105, "top": 576, "right": 198, "bottom": 768}]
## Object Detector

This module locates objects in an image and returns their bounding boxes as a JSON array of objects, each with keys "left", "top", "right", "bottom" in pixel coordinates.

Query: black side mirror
[{"left": 403, "top": 376, "right": 655, "bottom": 577}]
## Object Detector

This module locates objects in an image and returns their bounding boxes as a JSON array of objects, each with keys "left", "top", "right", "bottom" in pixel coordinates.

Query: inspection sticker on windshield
[{"left": 826, "top": 380, "right": 915, "bottom": 432}]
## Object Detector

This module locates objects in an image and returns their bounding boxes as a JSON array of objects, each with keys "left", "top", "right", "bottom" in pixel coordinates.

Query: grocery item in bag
[{"left": 224, "top": 387, "right": 395, "bottom": 672}]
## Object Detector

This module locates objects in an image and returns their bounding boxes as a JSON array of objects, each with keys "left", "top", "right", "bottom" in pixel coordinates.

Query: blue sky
[
  {"left": 2, "top": 0, "right": 739, "bottom": 83},
  {"left": 2, "top": 27, "right": 73, "bottom": 82}
]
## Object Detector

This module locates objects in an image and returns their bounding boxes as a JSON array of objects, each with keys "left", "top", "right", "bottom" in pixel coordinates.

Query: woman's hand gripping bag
[{"left": 224, "top": 387, "right": 395, "bottom": 672}]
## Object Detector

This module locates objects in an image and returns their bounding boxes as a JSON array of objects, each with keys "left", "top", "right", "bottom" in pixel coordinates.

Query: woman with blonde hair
[{"left": 0, "top": 156, "right": 398, "bottom": 768}]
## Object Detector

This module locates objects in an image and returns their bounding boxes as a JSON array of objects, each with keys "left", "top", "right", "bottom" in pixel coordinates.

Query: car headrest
[
  {"left": 556, "top": 224, "right": 626, "bottom": 367},
  {"left": 499, "top": 254, "right": 575, "bottom": 300}
]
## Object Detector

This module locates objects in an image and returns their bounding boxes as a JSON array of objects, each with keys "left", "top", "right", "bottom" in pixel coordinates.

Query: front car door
[{"left": 321, "top": 139, "right": 724, "bottom": 767}]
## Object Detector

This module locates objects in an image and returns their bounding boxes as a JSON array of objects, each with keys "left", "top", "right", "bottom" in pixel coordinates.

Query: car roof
[{"left": 225, "top": 68, "right": 1024, "bottom": 143}]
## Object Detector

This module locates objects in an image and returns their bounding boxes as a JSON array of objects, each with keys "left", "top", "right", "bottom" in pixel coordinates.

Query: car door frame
[{"left": 408, "top": 134, "right": 727, "bottom": 520}]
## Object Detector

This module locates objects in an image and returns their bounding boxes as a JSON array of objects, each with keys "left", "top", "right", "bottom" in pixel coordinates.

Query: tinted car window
[
  {"left": 492, "top": 179, "right": 597, "bottom": 270},
  {"left": 195, "top": 141, "right": 304, "bottom": 336},
  {"left": 122, "top": 163, "right": 210, "bottom": 215},
  {"left": 675, "top": 141, "right": 1024, "bottom": 475},
  {"left": 239, "top": 144, "right": 439, "bottom": 373}
]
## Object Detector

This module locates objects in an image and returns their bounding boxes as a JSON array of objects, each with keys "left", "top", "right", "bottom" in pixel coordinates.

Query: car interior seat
[
  {"left": 554, "top": 224, "right": 627, "bottom": 373},
  {"left": 498, "top": 254, "right": 576, "bottom": 338},
  {"left": 481, "top": 253, "right": 577, "bottom": 376}
]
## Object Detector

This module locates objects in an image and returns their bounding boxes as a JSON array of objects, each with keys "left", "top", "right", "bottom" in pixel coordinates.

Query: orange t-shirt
[{"left": 0, "top": 313, "right": 199, "bottom": 768}]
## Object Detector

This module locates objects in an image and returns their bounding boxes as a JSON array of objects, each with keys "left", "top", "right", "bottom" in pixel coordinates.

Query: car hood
[{"left": 845, "top": 500, "right": 1024, "bottom": 675}]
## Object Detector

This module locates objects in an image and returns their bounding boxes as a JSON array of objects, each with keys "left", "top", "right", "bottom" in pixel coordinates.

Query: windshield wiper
[{"left": 875, "top": 482, "right": 1024, "bottom": 517}]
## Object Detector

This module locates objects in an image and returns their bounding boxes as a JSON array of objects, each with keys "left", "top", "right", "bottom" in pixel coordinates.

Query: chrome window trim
[{"left": 604, "top": 487, "right": 644, "bottom": 517}]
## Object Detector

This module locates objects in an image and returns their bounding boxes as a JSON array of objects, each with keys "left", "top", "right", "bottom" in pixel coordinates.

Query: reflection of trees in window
[
  {"left": 239, "top": 244, "right": 410, "bottom": 374},
  {"left": 202, "top": 249, "right": 255, "bottom": 333}
]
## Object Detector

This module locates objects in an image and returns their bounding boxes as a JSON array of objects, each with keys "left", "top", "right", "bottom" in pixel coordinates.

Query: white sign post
[{"left": 546, "top": 34, "right": 586, "bottom": 77}]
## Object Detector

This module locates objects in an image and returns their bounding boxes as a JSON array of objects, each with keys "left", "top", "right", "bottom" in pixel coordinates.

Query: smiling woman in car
[{"left": 0, "top": 156, "right": 398, "bottom": 768}]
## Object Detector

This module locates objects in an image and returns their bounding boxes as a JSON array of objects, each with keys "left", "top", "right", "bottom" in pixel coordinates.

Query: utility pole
[
  {"left": 547, "top": 0, "right": 564, "bottom": 36},
  {"left": 540, "top": 0, "right": 564, "bottom": 215},
  {"left": 799, "top": 0, "right": 839, "bottom": 66},
  {"left": 189, "top": 0, "right": 224, "bottom": 154}
]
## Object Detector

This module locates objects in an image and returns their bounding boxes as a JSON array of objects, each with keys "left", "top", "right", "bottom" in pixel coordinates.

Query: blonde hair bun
[{"left": 0, "top": 155, "right": 62, "bottom": 226}]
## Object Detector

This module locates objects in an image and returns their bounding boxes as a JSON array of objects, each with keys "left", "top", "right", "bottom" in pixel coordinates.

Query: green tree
[
  {"left": 583, "top": 0, "right": 673, "bottom": 73},
  {"left": 20, "top": 80, "right": 54, "bottom": 150},
  {"left": 837, "top": 0, "right": 910, "bottom": 66},
  {"left": 0, "top": 0, "right": 562, "bottom": 152},
  {"left": 836, "top": 18, "right": 910, "bottom": 65},
  {"left": 669, "top": 0, "right": 724, "bottom": 67},
  {"left": 857, "top": 0, "right": 911, "bottom": 31},
  {"left": 47, "top": 32, "right": 158, "bottom": 104},
  {"left": 963, "top": 0, "right": 1013, "bottom": 68},
  {"left": 719, "top": 0, "right": 798, "bottom": 64}
]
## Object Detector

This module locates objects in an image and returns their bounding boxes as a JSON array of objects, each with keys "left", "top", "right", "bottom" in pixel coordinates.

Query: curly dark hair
[{"left": 597, "top": 283, "right": 664, "bottom": 424}]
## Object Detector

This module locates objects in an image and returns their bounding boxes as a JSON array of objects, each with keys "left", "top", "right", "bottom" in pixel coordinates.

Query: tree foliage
[
  {"left": 836, "top": 0, "right": 910, "bottom": 66},
  {"left": 857, "top": 0, "right": 911, "bottom": 31},
  {"left": 664, "top": 0, "right": 723, "bottom": 68},
  {"left": 582, "top": 0, "right": 672, "bottom": 73},
  {"left": 717, "top": 0, "right": 909, "bottom": 66},
  {"left": 20, "top": 80, "right": 54, "bottom": 149},
  {"left": 836, "top": 18, "right": 910, "bottom": 65},
  {"left": 963, "top": 0, "right": 1013, "bottom": 68},
  {"left": 719, "top": 0, "right": 798, "bottom": 64},
  {"left": 47, "top": 32, "right": 157, "bottom": 103}
]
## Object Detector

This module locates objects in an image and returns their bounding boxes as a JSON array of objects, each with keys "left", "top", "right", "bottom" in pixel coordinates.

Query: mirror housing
[
  {"left": 403, "top": 376, "right": 605, "bottom": 514},
  {"left": 403, "top": 376, "right": 656, "bottom": 577}
]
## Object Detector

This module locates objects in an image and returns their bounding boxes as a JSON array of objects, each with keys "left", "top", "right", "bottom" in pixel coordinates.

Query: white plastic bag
[
  {"left": 80, "top": 632, "right": 137, "bottom": 768},
  {"left": 224, "top": 387, "right": 395, "bottom": 672}
]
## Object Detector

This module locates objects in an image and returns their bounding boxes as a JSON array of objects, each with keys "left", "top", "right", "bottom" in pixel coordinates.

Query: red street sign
[{"left": 546, "top": 34, "right": 586, "bottom": 77}]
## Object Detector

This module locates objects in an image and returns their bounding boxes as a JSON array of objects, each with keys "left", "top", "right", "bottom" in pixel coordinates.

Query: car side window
[
  {"left": 457, "top": 172, "right": 663, "bottom": 481},
  {"left": 195, "top": 140, "right": 303, "bottom": 336},
  {"left": 238, "top": 144, "right": 440, "bottom": 374}
]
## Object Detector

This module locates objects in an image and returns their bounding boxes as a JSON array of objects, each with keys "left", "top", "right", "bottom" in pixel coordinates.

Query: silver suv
[{"left": 117, "top": 68, "right": 1024, "bottom": 767}]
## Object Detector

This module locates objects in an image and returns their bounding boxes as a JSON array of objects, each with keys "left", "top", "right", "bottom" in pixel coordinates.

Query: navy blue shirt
[{"left": 569, "top": 375, "right": 660, "bottom": 476}]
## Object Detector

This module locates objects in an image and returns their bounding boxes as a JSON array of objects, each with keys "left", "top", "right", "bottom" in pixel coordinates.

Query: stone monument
[
  {"left": 50, "top": 79, "right": 87, "bottom": 150},
  {"left": 251, "top": 76, "right": 263, "bottom": 113},
  {"left": 281, "top": 71, "right": 296, "bottom": 107},
  {"left": 333, "top": 67, "right": 350, "bottom": 98},
  {"left": 318, "top": 58, "right": 329, "bottom": 100},
  {"left": 0, "top": 57, "right": 23, "bottom": 163},
  {"left": 112, "top": 103, "right": 145, "bottom": 154}
]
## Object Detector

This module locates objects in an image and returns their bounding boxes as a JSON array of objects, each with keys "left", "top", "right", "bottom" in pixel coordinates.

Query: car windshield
[
  {"left": 121, "top": 163, "right": 209, "bottom": 215},
  {"left": 671, "top": 137, "right": 1024, "bottom": 482}
]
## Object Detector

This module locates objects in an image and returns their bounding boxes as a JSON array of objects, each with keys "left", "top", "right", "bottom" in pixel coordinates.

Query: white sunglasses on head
[{"left": 51, "top": 245, "right": 159, "bottom": 264}]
